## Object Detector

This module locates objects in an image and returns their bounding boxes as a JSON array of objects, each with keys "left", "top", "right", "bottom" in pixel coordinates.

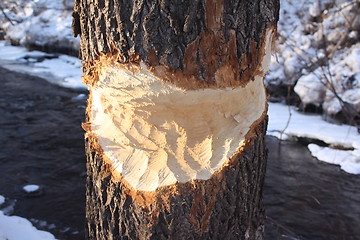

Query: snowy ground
[
  {"left": 0, "top": 41, "right": 84, "bottom": 90},
  {"left": 268, "top": 103, "right": 360, "bottom": 174},
  {"left": 0, "top": 195, "right": 57, "bottom": 240}
]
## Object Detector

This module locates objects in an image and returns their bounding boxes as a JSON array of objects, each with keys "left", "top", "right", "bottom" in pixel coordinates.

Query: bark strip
[{"left": 74, "top": 0, "right": 279, "bottom": 85}]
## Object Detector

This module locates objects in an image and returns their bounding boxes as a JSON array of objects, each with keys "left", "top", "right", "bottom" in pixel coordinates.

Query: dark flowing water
[
  {"left": 0, "top": 67, "right": 359, "bottom": 240},
  {"left": 0, "top": 67, "right": 86, "bottom": 240},
  {"left": 264, "top": 138, "right": 360, "bottom": 240}
]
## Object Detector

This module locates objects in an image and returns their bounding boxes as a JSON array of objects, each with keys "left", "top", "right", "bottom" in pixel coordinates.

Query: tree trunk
[{"left": 73, "top": 0, "right": 279, "bottom": 239}]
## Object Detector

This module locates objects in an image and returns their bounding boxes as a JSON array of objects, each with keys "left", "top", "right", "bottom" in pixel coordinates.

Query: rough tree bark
[{"left": 73, "top": 0, "right": 279, "bottom": 239}]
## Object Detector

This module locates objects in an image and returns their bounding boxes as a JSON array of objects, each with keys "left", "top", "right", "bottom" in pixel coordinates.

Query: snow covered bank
[
  {"left": 266, "top": 0, "right": 360, "bottom": 124},
  {"left": 268, "top": 102, "right": 360, "bottom": 174},
  {"left": 265, "top": 0, "right": 360, "bottom": 172},
  {"left": 0, "top": 195, "right": 57, "bottom": 240},
  {"left": 0, "top": 211, "right": 57, "bottom": 240},
  {"left": 0, "top": 0, "right": 78, "bottom": 53},
  {"left": 308, "top": 144, "right": 360, "bottom": 174},
  {"left": 0, "top": 40, "right": 84, "bottom": 90}
]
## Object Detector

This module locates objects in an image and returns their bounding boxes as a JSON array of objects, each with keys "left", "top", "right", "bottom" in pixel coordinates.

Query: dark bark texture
[
  {"left": 74, "top": 0, "right": 279, "bottom": 83},
  {"left": 86, "top": 119, "right": 268, "bottom": 240}
]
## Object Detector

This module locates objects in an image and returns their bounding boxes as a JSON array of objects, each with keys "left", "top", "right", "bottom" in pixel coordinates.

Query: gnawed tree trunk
[{"left": 73, "top": 0, "right": 279, "bottom": 239}]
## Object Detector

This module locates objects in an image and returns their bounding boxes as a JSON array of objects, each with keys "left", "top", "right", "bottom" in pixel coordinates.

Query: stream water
[
  {"left": 0, "top": 67, "right": 359, "bottom": 240},
  {"left": 264, "top": 137, "right": 360, "bottom": 240}
]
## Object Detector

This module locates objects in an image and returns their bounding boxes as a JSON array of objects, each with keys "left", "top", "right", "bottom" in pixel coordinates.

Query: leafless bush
[{"left": 281, "top": 0, "right": 359, "bottom": 129}]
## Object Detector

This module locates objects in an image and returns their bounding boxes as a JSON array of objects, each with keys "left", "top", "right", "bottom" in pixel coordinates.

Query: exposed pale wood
[{"left": 90, "top": 64, "right": 267, "bottom": 191}]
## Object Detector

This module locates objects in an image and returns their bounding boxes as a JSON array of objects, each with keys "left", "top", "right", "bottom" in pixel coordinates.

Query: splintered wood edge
[{"left": 83, "top": 25, "right": 275, "bottom": 207}]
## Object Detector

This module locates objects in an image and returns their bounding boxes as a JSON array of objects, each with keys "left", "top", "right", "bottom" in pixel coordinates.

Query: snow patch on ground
[
  {"left": 0, "top": 41, "right": 84, "bottom": 90},
  {"left": 0, "top": 193, "right": 57, "bottom": 240},
  {"left": 0, "top": 211, "right": 57, "bottom": 240},
  {"left": 308, "top": 144, "right": 360, "bottom": 174},
  {"left": 72, "top": 93, "right": 87, "bottom": 101},
  {"left": 294, "top": 70, "right": 326, "bottom": 107},
  {"left": 32, "top": 55, "right": 83, "bottom": 89},
  {"left": 268, "top": 102, "right": 360, "bottom": 174},
  {"left": 23, "top": 185, "right": 40, "bottom": 193}
]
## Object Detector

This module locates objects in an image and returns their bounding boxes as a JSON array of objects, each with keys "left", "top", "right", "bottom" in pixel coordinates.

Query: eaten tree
[{"left": 73, "top": 0, "right": 279, "bottom": 239}]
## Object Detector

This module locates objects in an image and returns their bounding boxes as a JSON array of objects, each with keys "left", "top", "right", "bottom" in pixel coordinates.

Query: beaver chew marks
[{"left": 89, "top": 29, "right": 274, "bottom": 192}]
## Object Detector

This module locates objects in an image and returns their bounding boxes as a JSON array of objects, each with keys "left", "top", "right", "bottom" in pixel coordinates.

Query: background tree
[{"left": 73, "top": 0, "right": 279, "bottom": 239}]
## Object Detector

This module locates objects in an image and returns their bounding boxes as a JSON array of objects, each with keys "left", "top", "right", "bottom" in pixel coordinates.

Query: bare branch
[{"left": 0, "top": 2, "right": 15, "bottom": 25}]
